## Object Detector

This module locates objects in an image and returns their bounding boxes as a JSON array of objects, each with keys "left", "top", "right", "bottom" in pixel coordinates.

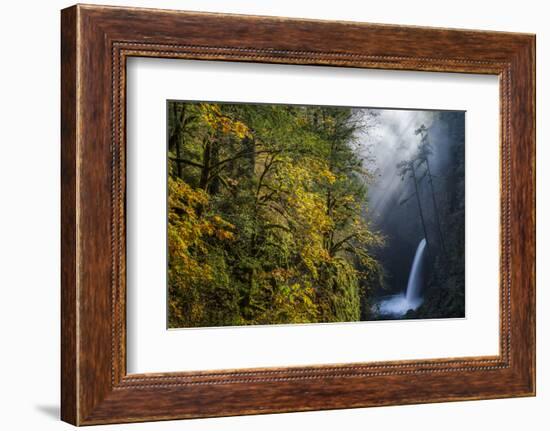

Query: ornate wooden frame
[{"left": 61, "top": 4, "right": 535, "bottom": 425}]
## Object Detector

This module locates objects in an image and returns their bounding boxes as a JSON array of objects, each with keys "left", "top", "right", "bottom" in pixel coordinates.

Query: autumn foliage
[{"left": 167, "top": 102, "right": 384, "bottom": 328}]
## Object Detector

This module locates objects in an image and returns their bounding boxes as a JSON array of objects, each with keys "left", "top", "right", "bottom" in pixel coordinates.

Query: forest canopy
[{"left": 167, "top": 101, "right": 385, "bottom": 328}]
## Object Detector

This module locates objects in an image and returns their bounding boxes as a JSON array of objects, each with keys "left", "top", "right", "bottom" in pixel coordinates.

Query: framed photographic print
[{"left": 61, "top": 4, "right": 535, "bottom": 425}]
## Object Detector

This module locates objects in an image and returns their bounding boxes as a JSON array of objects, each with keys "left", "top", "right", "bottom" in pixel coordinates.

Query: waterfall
[
  {"left": 375, "top": 238, "right": 427, "bottom": 317},
  {"left": 405, "top": 238, "right": 427, "bottom": 302}
]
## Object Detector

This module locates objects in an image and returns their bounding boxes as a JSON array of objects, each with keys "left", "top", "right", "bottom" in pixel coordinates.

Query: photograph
[
  {"left": 167, "top": 101, "right": 466, "bottom": 328},
  {"left": 0, "top": 0, "right": 539, "bottom": 427}
]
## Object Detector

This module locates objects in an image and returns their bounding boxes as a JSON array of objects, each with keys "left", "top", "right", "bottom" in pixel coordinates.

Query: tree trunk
[
  {"left": 168, "top": 103, "right": 186, "bottom": 179},
  {"left": 246, "top": 136, "right": 256, "bottom": 178},
  {"left": 411, "top": 164, "right": 432, "bottom": 259},
  {"left": 425, "top": 159, "right": 447, "bottom": 255},
  {"left": 199, "top": 138, "right": 212, "bottom": 190},
  {"left": 209, "top": 139, "right": 221, "bottom": 195},
  {"left": 177, "top": 105, "right": 186, "bottom": 178}
]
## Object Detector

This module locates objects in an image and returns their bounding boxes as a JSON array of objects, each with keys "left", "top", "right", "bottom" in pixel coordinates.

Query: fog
[
  {"left": 362, "top": 110, "right": 427, "bottom": 218},
  {"left": 355, "top": 108, "right": 461, "bottom": 295}
]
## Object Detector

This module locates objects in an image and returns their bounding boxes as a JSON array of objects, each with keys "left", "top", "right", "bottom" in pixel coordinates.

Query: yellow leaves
[
  {"left": 167, "top": 176, "right": 235, "bottom": 303},
  {"left": 168, "top": 177, "right": 208, "bottom": 214},
  {"left": 232, "top": 121, "right": 249, "bottom": 139},
  {"left": 302, "top": 244, "right": 331, "bottom": 279},
  {"left": 198, "top": 103, "right": 222, "bottom": 130},
  {"left": 320, "top": 168, "right": 337, "bottom": 185},
  {"left": 259, "top": 279, "right": 320, "bottom": 324},
  {"left": 282, "top": 157, "right": 337, "bottom": 187},
  {"left": 199, "top": 103, "right": 251, "bottom": 139},
  {"left": 263, "top": 158, "right": 336, "bottom": 279},
  {"left": 168, "top": 177, "right": 235, "bottom": 239},
  {"left": 341, "top": 194, "right": 355, "bottom": 204}
]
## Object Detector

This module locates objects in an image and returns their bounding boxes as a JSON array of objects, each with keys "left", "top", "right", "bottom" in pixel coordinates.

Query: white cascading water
[
  {"left": 376, "top": 238, "right": 427, "bottom": 316},
  {"left": 405, "top": 238, "right": 427, "bottom": 302}
]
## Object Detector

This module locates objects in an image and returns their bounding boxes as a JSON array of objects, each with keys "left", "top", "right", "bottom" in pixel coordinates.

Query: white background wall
[{"left": 0, "top": 0, "right": 546, "bottom": 429}]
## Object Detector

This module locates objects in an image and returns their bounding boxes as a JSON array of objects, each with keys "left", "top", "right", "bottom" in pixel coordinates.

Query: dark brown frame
[{"left": 61, "top": 4, "right": 536, "bottom": 426}]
